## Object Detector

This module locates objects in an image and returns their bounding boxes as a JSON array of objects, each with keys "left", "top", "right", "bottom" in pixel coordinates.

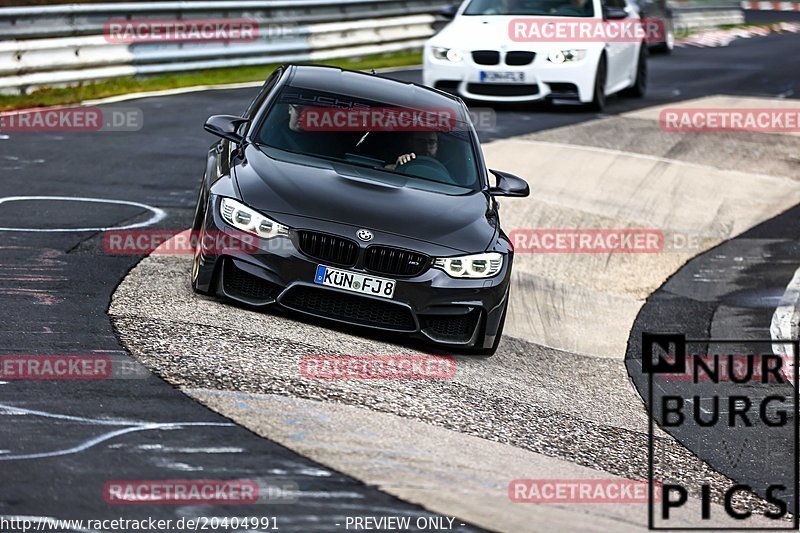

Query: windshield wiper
[{"left": 255, "top": 142, "right": 389, "bottom": 171}]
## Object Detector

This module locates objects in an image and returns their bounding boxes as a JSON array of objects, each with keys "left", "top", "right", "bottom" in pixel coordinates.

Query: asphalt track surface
[
  {"left": 625, "top": 205, "right": 800, "bottom": 516},
  {"left": 1, "top": 25, "right": 799, "bottom": 531}
]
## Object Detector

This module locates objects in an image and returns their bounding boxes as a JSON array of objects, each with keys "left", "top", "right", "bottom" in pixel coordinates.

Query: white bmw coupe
[{"left": 423, "top": 0, "right": 650, "bottom": 110}]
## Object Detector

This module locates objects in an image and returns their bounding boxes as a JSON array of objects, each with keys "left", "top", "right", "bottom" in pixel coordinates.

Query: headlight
[
  {"left": 432, "top": 46, "right": 463, "bottom": 62},
  {"left": 433, "top": 252, "right": 503, "bottom": 278},
  {"left": 547, "top": 49, "right": 587, "bottom": 63},
  {"left": 220, "top": 197, "right": 289, "bottom": 239}
]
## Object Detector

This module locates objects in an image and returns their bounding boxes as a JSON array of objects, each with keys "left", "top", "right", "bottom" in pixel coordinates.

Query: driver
[
  {"left": 386, "top": 131, "right": 440, "bottom": 170},
  {"left": 559, "top": 0, "right": 592, "bottom": 16},
  {"left": 280, "top": 103, "right": 316, "bottom": 153},
  {"left": 484, "top": 0, "right": 520, "bottom": 15}
]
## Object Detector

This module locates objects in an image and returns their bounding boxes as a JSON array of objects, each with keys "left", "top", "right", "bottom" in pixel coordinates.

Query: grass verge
[{"left": 0, "top": 51, "right": 423, "bottom": 111}]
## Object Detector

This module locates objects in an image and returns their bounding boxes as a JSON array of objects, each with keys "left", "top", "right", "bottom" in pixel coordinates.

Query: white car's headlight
[
  {"left": 432, "top": 46, "right": 463, "bottom": 63},
  {"left": 220, "top": 197, "right": 289, "bottom": 239},
  {"left": 547, "top": 49, "right": 588, "bottom": 63},
  {"left": 433, "top": 252, "right": 503, "bottom": 278}
]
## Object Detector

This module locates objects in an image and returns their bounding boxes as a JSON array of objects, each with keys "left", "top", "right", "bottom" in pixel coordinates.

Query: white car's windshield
[{"left": 463, "top": 0, "right": 595, "bottom": 17}]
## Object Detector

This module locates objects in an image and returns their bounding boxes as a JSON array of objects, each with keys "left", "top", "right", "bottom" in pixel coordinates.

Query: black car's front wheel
[
  {"left": 190, "top": 233, "right": 205, "bottom": 294},
  {"left": 191, "top": 183, "right": 209, "bottom": 294}
]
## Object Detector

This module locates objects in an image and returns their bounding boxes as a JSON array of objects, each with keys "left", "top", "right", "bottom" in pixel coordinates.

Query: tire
[
  {"left": 466, "top": 301, "right": 507, "bottom": 357},
  {"left": 588, "top": 56, "right": 607, "bottom": 112},
  {"left": 651, "top": 19, "right": 675, "bottom": 54},
  {"left": 190, "top": 231, "right": 205, "bottom": 294},
  {"left": 190, "top": 184, "right": 209, "bottom": 294},
  {"left": 622, "top": 45, "right": 647, "bottom": 98}
]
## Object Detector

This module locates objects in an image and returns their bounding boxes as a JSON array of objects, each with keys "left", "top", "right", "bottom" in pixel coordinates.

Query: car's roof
[{"left": 286, "top": 65, "right": 468, "bottom": 119}]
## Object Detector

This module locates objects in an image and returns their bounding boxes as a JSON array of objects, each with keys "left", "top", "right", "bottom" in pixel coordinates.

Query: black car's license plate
[{"left": 314, "top": 265, "right": 396, "bottom": 299}]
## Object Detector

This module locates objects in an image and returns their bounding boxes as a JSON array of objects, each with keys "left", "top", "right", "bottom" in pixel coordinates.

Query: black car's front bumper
[{"left": 195, "top": 201, "right": 510, "bottom": 350}]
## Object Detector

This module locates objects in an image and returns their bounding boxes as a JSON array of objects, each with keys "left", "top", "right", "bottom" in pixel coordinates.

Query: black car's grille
[
  {"left": 297, "top": 231, "right": 358, "bottom": 267},
  {"left": 472, "top": 50, "right": 500, "bottom": 65},
  {"left": 281, "top": 286, "right": 415, "bottom": 331},
  {"left": 421, "top": 310, "right": 481, "bottom": 343},
  {"left": 467, "top": 83, "right": 538, "bottom": 97},
  {"left": 505, "top": 51, "right": 535, "bottom": 66},
  {"left": 223, "top": 260, "right": 280, "bottom": 302},
  {"left": 364, "top": 246, "right": 428, "bottom": 277}
]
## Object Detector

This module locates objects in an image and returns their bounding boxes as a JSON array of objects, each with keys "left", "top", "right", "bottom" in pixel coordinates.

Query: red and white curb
[
  {"left": 741, "top": 1, "right": 800, "bottom": 10},
  {"left": 676, "top": 21, "right": 800, "bottom": 47}
]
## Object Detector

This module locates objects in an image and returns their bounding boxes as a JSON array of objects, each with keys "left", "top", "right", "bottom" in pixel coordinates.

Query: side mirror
[
  {"left": 489, "top": 170, "right": 530, "bottom": 197},
  {"left": 603, "top": 6, "right": 629, "bottom": 19},
  {"left": 204, "top": 115, "right": 249, "bottom": 144},
  {"left": 440, "top": 4, "right": 458, "bottom": 19}
]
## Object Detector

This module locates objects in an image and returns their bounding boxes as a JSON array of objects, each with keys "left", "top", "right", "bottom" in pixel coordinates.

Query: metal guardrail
[
  {"left": 0, "top": 0, "right": 446, "bottom": 39},
  {"left": 0, "top": 0, "right": 743, "bottom": 94},
  {"left": 672, "top": 3, "right": 745, "bottom": 30},
  {"left": 0, "top": 0, "right": 447, "bottom": 93}
]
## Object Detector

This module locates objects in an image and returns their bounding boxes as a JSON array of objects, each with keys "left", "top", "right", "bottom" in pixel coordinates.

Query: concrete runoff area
[
  {"left": 487, "top": 143, "right": 800, "bottom": 357},
  {"left": 110, "top": 96, "right": 800, "bottom": 530}
]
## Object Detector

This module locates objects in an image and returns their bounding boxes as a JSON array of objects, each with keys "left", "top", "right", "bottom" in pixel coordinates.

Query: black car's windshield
[
  {"left": 254, "top": 86, "right": 481, "bottom": 192},
  {"left": 463, "top": 0, "right": 594, "bottom": 17}
]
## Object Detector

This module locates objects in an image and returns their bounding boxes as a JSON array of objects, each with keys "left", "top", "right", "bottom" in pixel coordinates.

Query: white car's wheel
[
  {"left": 666, "top": 25, "right": 675, "bottom": 51},
  {"left": 652, "top": 19, "right": 675, "bottom": 54},
  {"left": 588, "top": 56, "right": 607, "bottom": 112},
  {"left": 622, "top": 46, "right": 647, "bottom": 98}
]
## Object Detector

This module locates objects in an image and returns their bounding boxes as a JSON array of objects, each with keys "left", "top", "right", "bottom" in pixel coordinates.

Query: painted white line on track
[
  {"left": 0, "top": 196, "right": 166, "bottom": 232},
  {"left": 770, "top": 265, "right": 800, "bottom": 384},
  {"left": 0, "top": 403, "right": 235, "bottom": 461}
]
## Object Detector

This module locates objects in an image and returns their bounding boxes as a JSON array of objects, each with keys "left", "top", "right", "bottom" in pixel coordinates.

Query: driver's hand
[{"left": 395, "top": 152, "right": 416, "bottom": 167}]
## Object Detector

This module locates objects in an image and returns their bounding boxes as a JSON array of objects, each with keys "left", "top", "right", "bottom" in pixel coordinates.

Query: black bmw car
[{"left": 191, "top": 65, "right": 529, "bottom": 356}]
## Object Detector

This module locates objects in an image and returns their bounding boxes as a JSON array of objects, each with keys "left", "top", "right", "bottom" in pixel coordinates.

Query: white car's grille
[{"left": 472, "top": 50, "right": 500, "bottom": 65}]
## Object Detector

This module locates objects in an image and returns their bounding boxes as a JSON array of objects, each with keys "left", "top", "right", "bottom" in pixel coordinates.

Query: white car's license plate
[
  {"left": 314, "top": 265, "right": 396, "bottom": 299},
  {"left": 480, "top": 71, "right": 525, "bottom": 83}
]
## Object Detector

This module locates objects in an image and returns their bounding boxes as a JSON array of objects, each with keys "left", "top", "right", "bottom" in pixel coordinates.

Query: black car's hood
[{"left": 234, "top": 145, "right": 497, "bottom": 254}]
